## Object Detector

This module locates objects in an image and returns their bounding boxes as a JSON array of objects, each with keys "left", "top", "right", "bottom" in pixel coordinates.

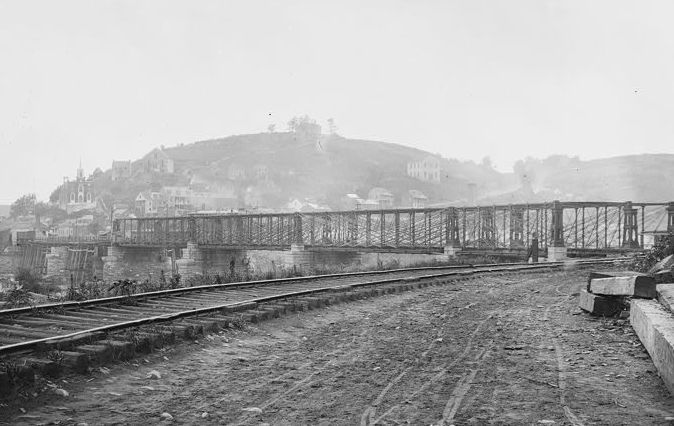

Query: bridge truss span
[{"left": 111, "top": 200, "right": 674, "bottom": 254}]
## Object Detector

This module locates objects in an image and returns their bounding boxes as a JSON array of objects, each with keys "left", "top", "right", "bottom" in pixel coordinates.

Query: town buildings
[
  {"left": 111, "top": 160, "right": 132, "bottom": 181},
  {"left": 143, "top": 148, "right": 174, "bottom": 174}
]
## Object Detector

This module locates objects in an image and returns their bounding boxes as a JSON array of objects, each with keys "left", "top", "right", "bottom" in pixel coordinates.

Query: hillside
[
  {"left": 59, "top": 133, "right": 674, "bottom": 214},
  {"left": 94, "top": 132, "right": 513, "bottom": 210}
]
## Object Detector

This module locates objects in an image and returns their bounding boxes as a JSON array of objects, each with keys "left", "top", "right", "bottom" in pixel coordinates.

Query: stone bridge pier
[
  {"left": 101, "top": 243, "right": 452, "bottom": 283},
  {"left": 548, "top": 200, "right": 567, "bottom": 261}
]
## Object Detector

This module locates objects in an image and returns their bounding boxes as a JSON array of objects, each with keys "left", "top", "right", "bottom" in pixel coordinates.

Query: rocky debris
[
  {"left": 579, "top": 271, "right": 656, "bottom": 317},
  {"left": 146, "top": 370, "right": 162, "bottom": 380},
  {"left": 160, "top": 412, "right": 174, "bottom": 421},
  {"left": 53, "top": 388, "right": 69, "bottom": 397}
]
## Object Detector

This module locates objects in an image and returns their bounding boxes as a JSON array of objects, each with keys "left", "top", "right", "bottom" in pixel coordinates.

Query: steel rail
[
  {"left": 0, "top": 258, "right": 626, "bottom": 357},
  {"left": 0, "top": 261, "right": 557, "bottom": 317}
]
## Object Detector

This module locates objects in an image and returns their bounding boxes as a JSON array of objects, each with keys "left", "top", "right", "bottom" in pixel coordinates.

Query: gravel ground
[{"left": 2, "top": 267, "right": 674, "bottom": 425}]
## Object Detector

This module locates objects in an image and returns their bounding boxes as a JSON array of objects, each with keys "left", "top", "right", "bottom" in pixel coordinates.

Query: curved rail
[
  {"left": 0, "top": 258, "right": 628, "bottom": 357},
  {"left": 0, "top": 261, "right": 540, "bottom": 317}
]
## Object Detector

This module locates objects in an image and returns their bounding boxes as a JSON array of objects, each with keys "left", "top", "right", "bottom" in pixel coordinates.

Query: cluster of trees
[
  {"left": 266, "top": 115, "right": 338, "bottom": 135},
  {"left": 9, "top": 193, "right": 37, "bottom": 218},
  {"left": 9, "top": 193, "right": 68, "bottom": 221}
]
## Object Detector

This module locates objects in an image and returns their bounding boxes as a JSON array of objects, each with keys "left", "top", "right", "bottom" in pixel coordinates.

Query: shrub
[
  {"left": 14, "top": 267, "right": 42, "bottom": 293},
  {"left": 2, "top": 287, "right": 33, "bottom": 309},
  {"left": 632, "top": 232, "right": 674, "bottom": 273}
]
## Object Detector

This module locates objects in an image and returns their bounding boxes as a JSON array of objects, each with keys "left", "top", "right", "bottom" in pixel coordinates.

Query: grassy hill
[
  {"left": 81, "top": 133, "right": 674, "bottom": 212},
  {"left": 93, "top": 132, "right": 512, "bottom": 210}
]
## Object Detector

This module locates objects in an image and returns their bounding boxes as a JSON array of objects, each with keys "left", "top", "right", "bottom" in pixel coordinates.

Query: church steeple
[{"left": 77, "top": 159, "right": 84, "bottom": 180}]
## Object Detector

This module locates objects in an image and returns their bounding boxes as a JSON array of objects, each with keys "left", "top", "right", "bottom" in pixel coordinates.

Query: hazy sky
[{"left": 1, "top": 0, "right": 673, "bottom": 203}]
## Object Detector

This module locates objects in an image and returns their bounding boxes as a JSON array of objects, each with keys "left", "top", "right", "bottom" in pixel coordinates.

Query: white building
[{"left": 407, "top": 155, "right": 442, "bottom": 182}]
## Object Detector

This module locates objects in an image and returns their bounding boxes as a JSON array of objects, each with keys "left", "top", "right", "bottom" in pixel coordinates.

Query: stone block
[
  {"left": 586, "top": 270, "right": 647, "bottom": 291},
  {"left": 59, "top": 351, "right": 89, "bottom": 373},
  {"left": 657, "top": 284, "right": 674, "bottom": 314},
  {"left": 579, "top": 289, "right": 623, "bottom": 316},
  {"left": 105, "top": 340, "right": 135, "bottom": 360},
  {"left": 655, "top": 270, "right": 674, "bottom": 284},
  {"left": 76, "top": 344, "right": 114, "bottom": 364},
  {"left": 547, "top": 246, "right": 567, "bottom": 262},
  {"left": 630, "top": 299, "right": 674, "bottom": 395},
  {"left": 590, "top": 275, "right": 656, "bottom": 298},
  {"left": 23, "top": 357, "right": 60, "bottom": 378}
]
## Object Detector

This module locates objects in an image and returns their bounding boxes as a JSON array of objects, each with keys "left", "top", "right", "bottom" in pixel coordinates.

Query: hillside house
[
  {"left": 253, "top": 164, "right": 269, "bottom": 181},
  {"left": 135, "top": 191, "right": 162, "bottom": 217},
  {"left": 53, "top": 215, "right": 95, "bottom": 238},
  {"left": 161, "top": 186, "right": 192, "bottom": 215},
  {"left": 367, "top": 187, "right": 394, "bottom": 208},
  {"left": 143, "top": 148, "right": 174, "bottom": 174},
  {"left": 407, "top": 155, "right": 442, "bottom": 183},
  {"left": 191, "top": 191, "right": 238, "bottom": 211},
  {"left": 227, "top": 164, "right": 247, "bottom": 180},
  {"left": 404, "top": 189, "right": 428, "bottom": 208},
  {"left": 111, "top": 160, "right": 132, "bottom": 181}
]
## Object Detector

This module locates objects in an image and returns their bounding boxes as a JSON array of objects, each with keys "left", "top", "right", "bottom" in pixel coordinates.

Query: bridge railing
[{"left": 27, "top": 235, "right": 111, "bottom": 245}]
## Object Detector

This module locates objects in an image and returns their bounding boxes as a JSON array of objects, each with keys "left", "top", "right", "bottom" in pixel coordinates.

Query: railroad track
[{"left": 0, "top": 258, "right": 627, "bottom": 383}]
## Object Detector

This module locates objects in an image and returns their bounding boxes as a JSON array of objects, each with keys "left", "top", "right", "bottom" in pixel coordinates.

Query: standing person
[{"left": 526, "top": 232, "right": 539, "bottom": 263}]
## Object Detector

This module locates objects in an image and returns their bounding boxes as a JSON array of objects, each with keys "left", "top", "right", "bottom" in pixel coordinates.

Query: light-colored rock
[
  {"left": 54, "top": 388, "right": 69, "bottom": 397},
  {"left": 630, "top": 299, "right": 674, "bottom": 396},
  {"left": 590, "top": 275, "right": 655, "bottom": 298},
  {"left": 146, "top": 370, "right": 162, "bottom": 380}
]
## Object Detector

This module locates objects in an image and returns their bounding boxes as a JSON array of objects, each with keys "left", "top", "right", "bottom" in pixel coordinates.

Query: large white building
[{"left": 407, "top": 155, "right": 441, "bottom": 182}]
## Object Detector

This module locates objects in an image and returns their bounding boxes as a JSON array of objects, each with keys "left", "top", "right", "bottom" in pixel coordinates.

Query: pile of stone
[
  {"left": 650, "top": 254, "right": 674, "bottom": 284},
  {"left": 580, "top": 271, "right": 656, "bottom": 317}
]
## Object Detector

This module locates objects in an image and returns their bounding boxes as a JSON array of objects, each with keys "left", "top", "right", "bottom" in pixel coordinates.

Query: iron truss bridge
[{"left": 94, "top": 201, "right": 674, "bottom": 254}]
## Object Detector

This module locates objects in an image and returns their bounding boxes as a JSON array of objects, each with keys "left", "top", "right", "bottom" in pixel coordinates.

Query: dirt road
[{"left": 3, "top": 267, "right": 674, "bottom": 425}]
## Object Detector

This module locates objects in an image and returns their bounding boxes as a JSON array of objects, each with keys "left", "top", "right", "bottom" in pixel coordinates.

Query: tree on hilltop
[{"left": 287, "top": 115, "right": 317, "bottom": 132}]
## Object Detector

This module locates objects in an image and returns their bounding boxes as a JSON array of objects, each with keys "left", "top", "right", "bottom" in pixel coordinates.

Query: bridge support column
[
  {"left": 102, "top": 245, "right": 174, "bottom": 283},
  {"left": 622, "top": 201, "right": 640, "bottom": 248},
  {"left": 548, "top": 200, "right": 567, "bottom": 261},
  {"left": 286, "top": 243, "right": 312, "bottom": 272},
  {"left": 509, "top": 207, "right": 524, "bottom": 248},
  {"left": 444, "top": 208, "right": 461, "bottom": 258},
  {"left": 175, "top": 242, "right": 205, "bottom": 279},
  {"left": 45, "top": 246, "right": 69, "bottom": 277},
  {"left": 668, "top": 202, "right": 674, "bottom": 233},
  {"left": 293, "top": 214, "right": 304, "bottom": 246}
]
